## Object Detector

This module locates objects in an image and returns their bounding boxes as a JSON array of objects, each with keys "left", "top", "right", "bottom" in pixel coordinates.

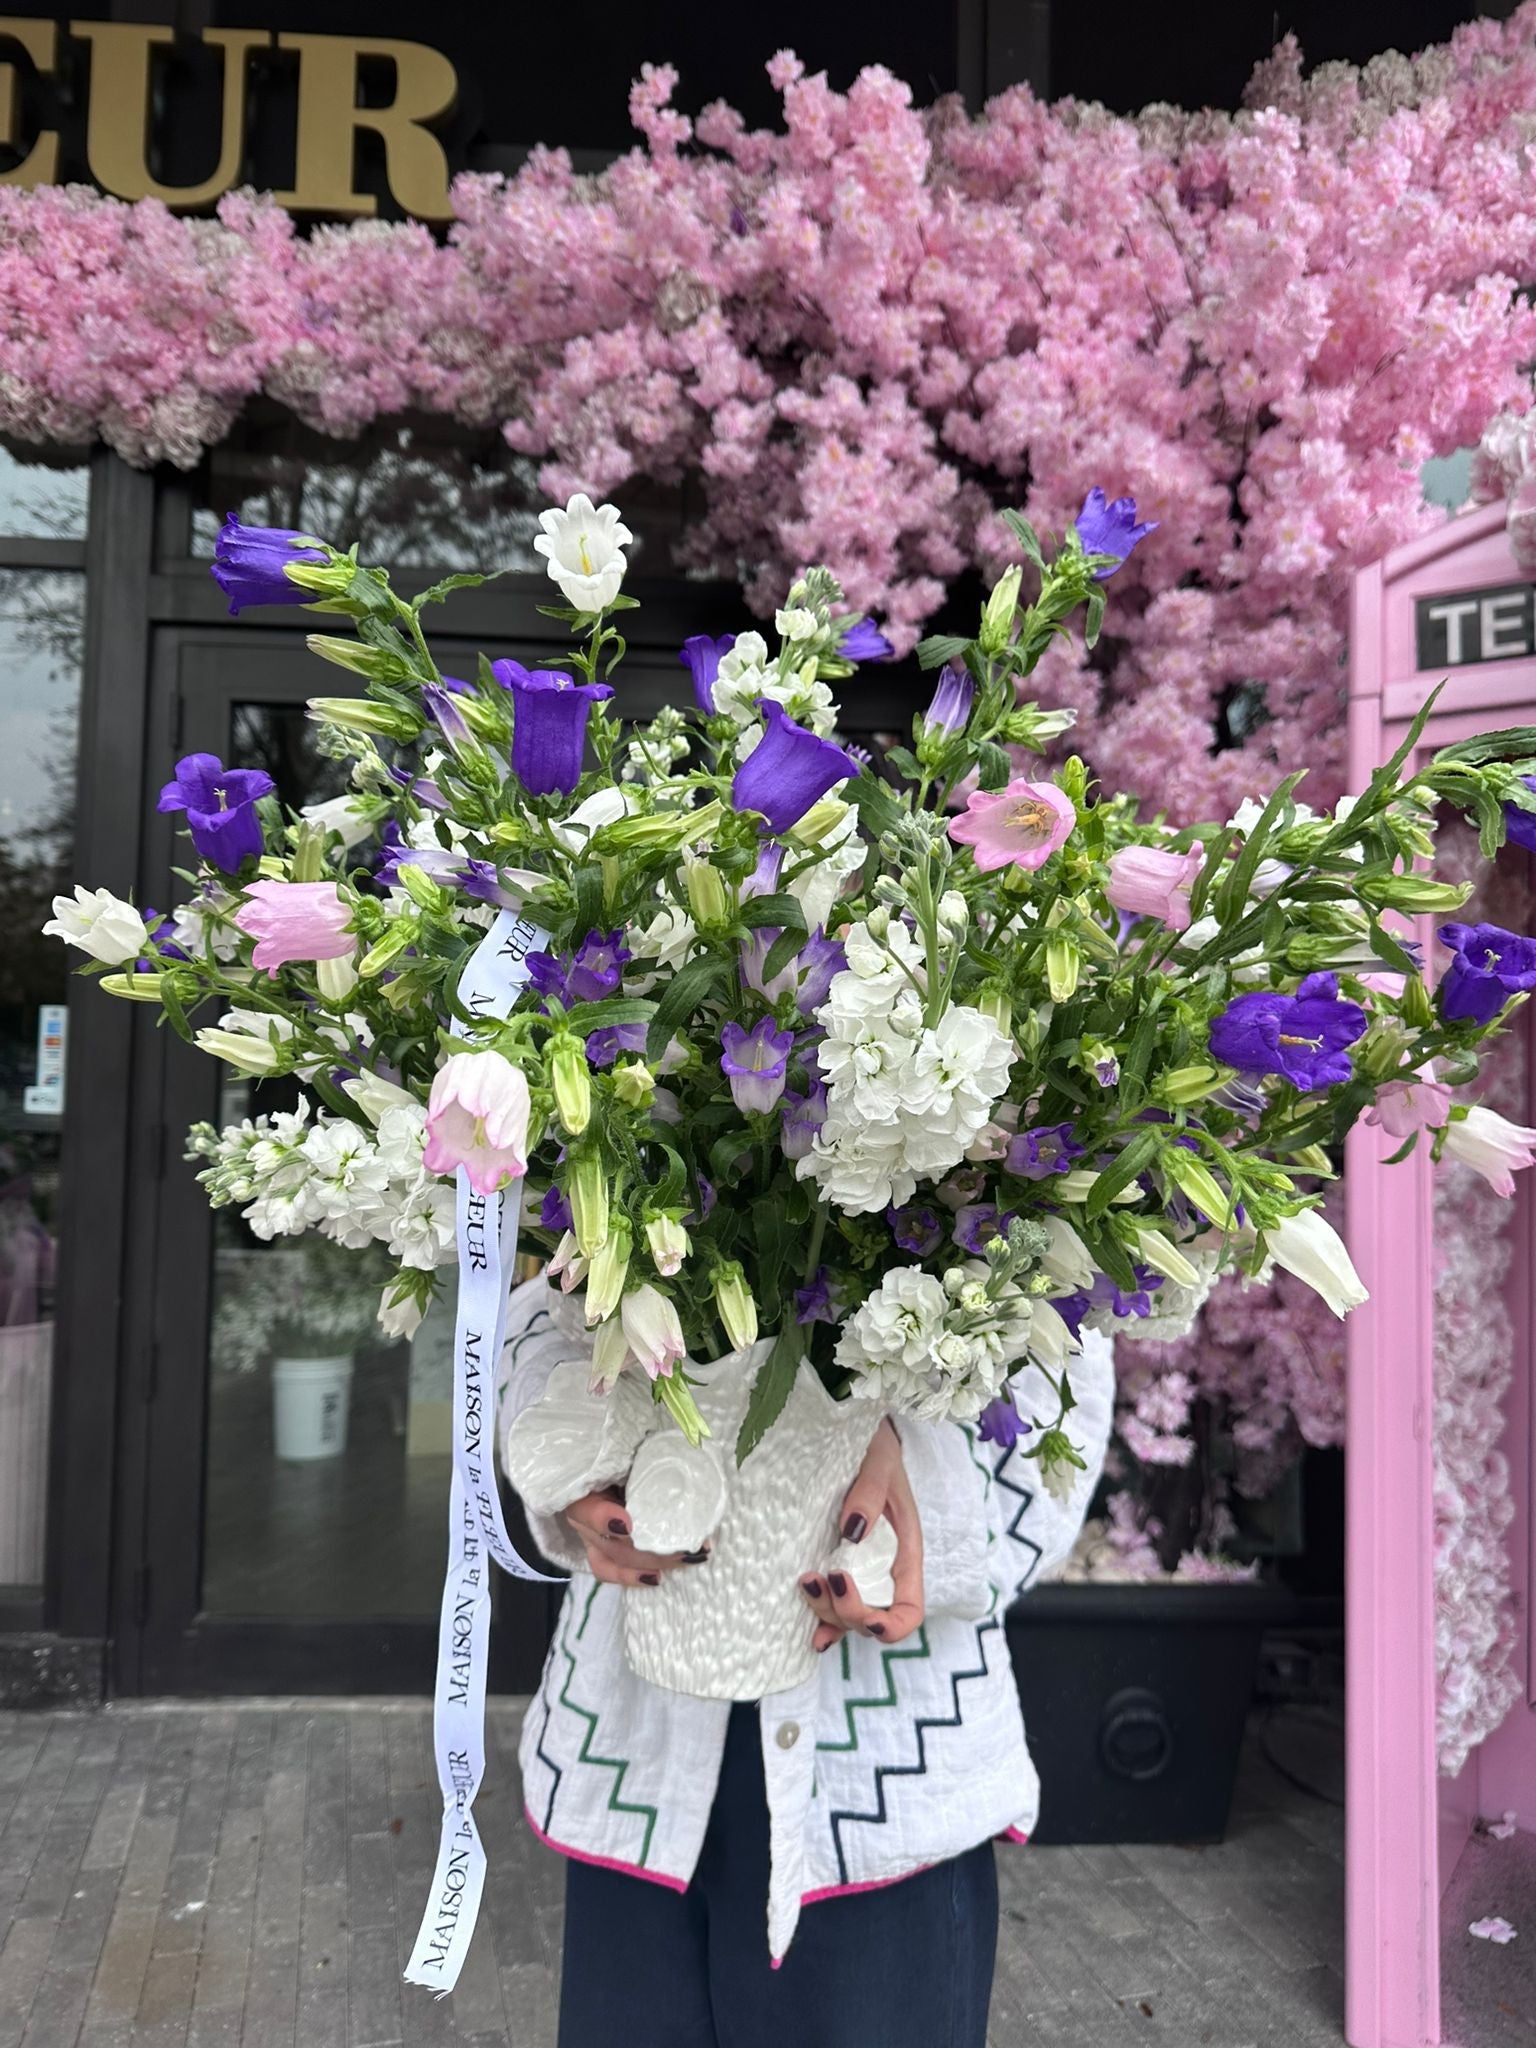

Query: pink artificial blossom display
[
  {"left": 1366, "top": 1072, "right": 1453, "bottom": 1141},
  {"left": 947, "top": 779, "right": 1075, "bottom": 871},
  {"left": 1104, "top": 845, "right": 1204, "bottom": 932},
  {"left": 234, "top": 880, "right": 353, "bottom": 973},
  {"left": 422, "top": 1051, "right": 531, "bottom": 1194}
]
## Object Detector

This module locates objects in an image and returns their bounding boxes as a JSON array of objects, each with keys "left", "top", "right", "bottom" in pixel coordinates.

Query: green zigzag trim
[
  {"left": 557, "top": 1582, "right": 658, "bottom": 1863},
  {"left": 816, "top": 1623, "right": 932, "bottom": 1753}
]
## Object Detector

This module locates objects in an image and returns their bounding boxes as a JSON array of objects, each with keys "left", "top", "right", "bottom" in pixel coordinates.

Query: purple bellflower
[
  {"left": 731, "top": 700, "right": 861, "bottom": 834},
  {"left": 1005, "top": 1123, "right": 1085, "bottom": 1179},
  {"left": 887, "top": 1202, "right": 944, "bottom": 1256},
  {"left": 978, "top": 1393, "right": 1030, "bottom": 1449},
  {"left": 837, "top": 618, "right": 894, "bottom": 663},
  {"left": 679, "top": 634, "right": 736, "bottom": 716},
  {"left": 157, "top": 753, "right": 274, "bottom": 874},
  {"left": 1437, "top": 921, "right": 1536, "bottom": 1026},
  {"left": 1208, "top": 972, "right": 1366, "bottom": 1090},
  {"left": 779, "top": 1081, "right": 828, "bottom": 1160},
  {"left": 923, "top": 662, "right": 976, "bottom": 736},
  {"left": 493, "top": 660, "right": 613, "bottom": 798},
  {"left": 1503, "top": 776, "right": 1536, "bottom": 853},
  {"left": 210, "top": 516, "right": 326, "bottom": 615},
  {"left": 1075, "top": 489, "right": 1157, "bottom": 578},
  {"left": 720, "top": 1016, "right": 794, "bottom": 1115}
]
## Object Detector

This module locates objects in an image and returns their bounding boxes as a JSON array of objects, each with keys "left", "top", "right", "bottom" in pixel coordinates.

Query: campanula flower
[
  {"left": 1443, "top": 1104, "right": 1536, "bottom": 1196},
  {"left": 1106, "top": 844, "right": 1204, "bottom": 933},
  {"left": 679, "top": 633, "right": 736, "bottom": 715},
  {"left": 495, "top": 661, "right": 614, "bottom": 797},
  {"left": 1437, "top": 921, "right": 1536, "bottom": 1026},
  {"left": 837, "top": 618, "right": 893, "bottom": 663},
  {"left": 234, "top": 881, "right": 354, "bottom": 974},
  {"left": 1502, "top": 775, "right": 1536, "bottom": 851},
  {"left": 779, "top": 1082, "right": 827, "bottom": 1160},
  {"left": 978, "top": 1392, "right": 1030, "bottom": 1449},
  {"left": 1366, "top": 1071, "right": 1452, "bottom": 1140},
  {"left": 720, "top": 1016, "right": 794, "bottom": 1114},
  {"left": 922, "top": 663, "right": 975, "bottom": 737},
  {"left": 947, "top": 778, "right": 1076, "bottom": 871},
  {"left": 157, "top": 753, "right": 274, "bottom": 873},
  {"left": 43, "top": 886, "right": 148, "bottom": 965},
  {"left": 887, "top": 1202, "right": 944, "bottom": 1256},
  {"left": 1074, "top": 488, "right": 1157, "bottom": 577},
  {"left": 422, "top": 1050, "right": 531, "bottom": 1194},
  {"left": 1005, "top": 1123, "right": 1085, "bottom": 1178},
  {"left": 1208, "top": 972, "right": 1366, "bottom": 1089},
  {"left": 210, "top": 515, "right": 327, "bottom": 614},
  {"left": 620, "top": 1284, "right": 686, "bottom": 1378},
  {"left": 532, "top": 493, "right": 632, "bottom": 611},
  {"left": 731, "top": 700, "right": 859, "bottom": 833},
  {"left": 1265, "top": 1209, "right": 1368, "bottom": 1317}
]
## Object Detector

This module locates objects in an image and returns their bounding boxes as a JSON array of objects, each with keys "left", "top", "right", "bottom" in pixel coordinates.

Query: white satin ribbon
[{"left": 405, "top": 907, "right": 566, "bottom": 1996}]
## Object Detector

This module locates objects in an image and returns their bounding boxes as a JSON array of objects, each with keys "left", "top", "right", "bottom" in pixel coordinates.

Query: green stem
[{"left": 800, "top": 1200, "right": 829, "bottom": 1288}]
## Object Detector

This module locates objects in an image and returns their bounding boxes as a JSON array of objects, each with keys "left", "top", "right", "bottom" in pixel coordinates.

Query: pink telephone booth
[{"left": 1347, "top": 500, "right": 1536, "bottom": 2047}]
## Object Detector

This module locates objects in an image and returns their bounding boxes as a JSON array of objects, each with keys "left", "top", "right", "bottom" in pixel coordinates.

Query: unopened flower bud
[
  {"left": 1045, "top": 933, "right": 1081, "bottom": 1002},
  {"left": 357, "top": 912, "right": 420, "bottom": 978},
  {"left": 589, "top": 1313, "right": 630, "bottom": 1391},
  {"left": 584, "top": 1218, "right": 633, "bottom": 1324},
  {"left": 101, "top": 970, "right": 171, "bottom": 1003},
  {"left": 396, "top": 862, "right": 449, "bottom": 913},
  {"left": 305, "top": 634, "right": 416, "bottom": 683},
  {"left": 1154, "top": 1064, "right": 1221, "bottom": 1105},
  {"left": 568, "top": 1151, "right": 609, "bottom": 1256},
  {"left": 550, "top": 1033, "right": 592, "bottom": 1135},
  {"left": 307, "top": 696, "right": 421, "bottom": 740},
  {"left": 712, "top": 1260, "right": 758, "bottom": 1350},
  {"left": 1358, "top": 874, "right": 1471, "bottom": 913},
  {"left": 790, "top": 796, "right": 854, "bottom": 847},
  {"left": 979, "top": 564, "right": 1025, "bottom": 656},
  {"left": 937, "top": 891, "right": 969, "bottom": 936},
  {"left": 683, "top": 856, "right": 729, "bottom": 929},
  {"left": 975, "top": 983, "right": 1013, "bottom": 1034},
  {"left": 612, "top": 1060, "right": 656, "bottom": 1110}
]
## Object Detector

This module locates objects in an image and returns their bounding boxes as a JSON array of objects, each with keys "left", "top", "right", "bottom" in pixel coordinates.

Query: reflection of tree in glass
[
  {"left": 230, "top": 703, "right": 353, "bottom": 813},
  {"left": 194, "top": 417, "right": 546, "bottom": 571},
  {"left": 0, "top": 566, "right": 83, "bottom": 678}
]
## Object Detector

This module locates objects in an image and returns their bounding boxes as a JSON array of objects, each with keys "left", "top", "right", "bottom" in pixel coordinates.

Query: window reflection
[
  {"left": 0, "top": 445, "right": 88, "bottom": 543},
  {"left": 0, "top": 568, "right": 81, "bottom": 1591}
]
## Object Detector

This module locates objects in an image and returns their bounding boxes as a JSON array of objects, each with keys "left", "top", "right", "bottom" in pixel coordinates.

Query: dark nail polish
[
  {"left": 828, "top": 1573, "right": 848, "bottom": 1599},
  {"left": 868, "top": 1622, "right": 886, "bottom": 1638},
  {"left": 639, "top": 1572, "right": 660, "bottom": 1586},
  {"left": 608, "top": 1517, "right": 629, "bottom": 1536},
  {"left": 842, "top": 1512, "right": 868, "bottom": 1543},
  {"left": 802, "top": 1577, "right": 822, "bottom": 1599},
  {"left": 816, "top": 1638, "right": 831, "bottom": 1652},
  {"left": 682, "top": 1550, "right": 709, "bottom": 1564}
]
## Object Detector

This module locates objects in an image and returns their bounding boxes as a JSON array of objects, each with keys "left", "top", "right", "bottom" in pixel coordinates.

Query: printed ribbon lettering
[{"left": 404, "top": 907, "right": 565, "bottom": 1996}]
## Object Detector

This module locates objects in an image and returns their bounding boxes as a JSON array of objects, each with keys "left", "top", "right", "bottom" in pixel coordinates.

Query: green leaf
[
  {"left": 751, "top": 1195, "right": 793, "bottom": 1307},
  {"left": 1431, "top": 724, "right": 1536, "bottom": 767},
  {"left": 738, "top": 892, "right": 807, "bottom": 934},
  {"left": 560, "top": 996, "right": 657, "bottom": 1036},
  {"left": 572, "top": 862, "right": 606, "bottom": 937},
  {"left": 1376, "top": 680, "right": 1446, "bottom": 784},
  {"left": 1000, "top": 509, "right": 1046, "bottom": 570},
  {"left": 736, "top": 1322, "right": 804, "bottom": 1465},
  {"left": 976, "top": 741, "right": 1012, "bottom": 791},
  {"left": 1365, "top": 921, "right": 1421, "bottom": 977},
  {"left": 1185, "top": 827, "right": 1233, "bottom": 925},
  {"left": 645, "top": 953, "right": 725, "bottom": 1063},
  {"left": 915, "top": 633, "right": 973, "bottom": 672},
  {"left": 708, "top": 1131, "right": 751, "bottom": 1188},
  {"left": 1380, "top": 1128, "right": 1420, "bottom": 1166},
  {"left": 1085, "top": 1127, "right": 1162, "bottom": 1218},
  {"left": 1214, "top": 771, "right": 1308, "bottom": 925},
  {"left": 413, "top": 571, "right": 496, "bottom": 610},
  {"left": 1080, "top": 1214, "right": 1136, "bottom": 1292},
  {"left": 762, "top": 924, "right": 810, "bottom": 984},
  {"left": 1083, "top": 588, "right": 1107, "bottom": 650},
  {"left": 849, "top": 772, "right": 903, "bottom": 840}
]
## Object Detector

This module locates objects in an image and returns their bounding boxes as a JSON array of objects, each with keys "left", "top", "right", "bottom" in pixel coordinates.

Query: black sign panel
[{"left": 1415, "top": 582, "right": 1536, "bottom": 670}]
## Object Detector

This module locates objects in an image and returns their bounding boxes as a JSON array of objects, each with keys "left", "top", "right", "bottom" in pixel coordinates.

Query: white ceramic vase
[{"left": 622, "top": 1344, "right": 884, "bottom": 1701}]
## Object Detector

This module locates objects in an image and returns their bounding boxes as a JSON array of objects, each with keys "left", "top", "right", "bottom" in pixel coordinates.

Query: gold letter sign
[
  {"left": 275, "top": 34, "right": 457, "bottom": 222},
  {"left": 0, "top": 20, "right": 459, "bottom": 219}
]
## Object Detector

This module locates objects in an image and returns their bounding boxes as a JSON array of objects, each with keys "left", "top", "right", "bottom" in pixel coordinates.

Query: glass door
[{"left": 123, "top": 625, "right": 559, "bottom": 1694}]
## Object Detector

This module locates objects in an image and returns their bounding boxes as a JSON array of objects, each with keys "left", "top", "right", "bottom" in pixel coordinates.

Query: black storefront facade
[{"left": 0, "top": 0, "right": 1513, "bottom": 1707}]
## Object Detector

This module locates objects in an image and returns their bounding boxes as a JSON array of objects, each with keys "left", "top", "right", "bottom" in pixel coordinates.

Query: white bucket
[{"left": 271, "top": 1354, "right": 354, "bottom": 1461}]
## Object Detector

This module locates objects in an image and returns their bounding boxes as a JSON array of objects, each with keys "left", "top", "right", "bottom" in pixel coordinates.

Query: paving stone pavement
[{"left": 0, "top": 1700, "right": 1345, "bottom": 2048}]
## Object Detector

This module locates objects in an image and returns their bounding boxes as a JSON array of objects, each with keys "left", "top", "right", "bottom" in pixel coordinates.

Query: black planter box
[{"left": 1005, "top": 1581, "right": 1295, "bottom": 1844}]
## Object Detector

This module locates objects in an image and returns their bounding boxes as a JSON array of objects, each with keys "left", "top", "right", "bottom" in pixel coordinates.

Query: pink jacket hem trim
[
  {"left": 999, "top": 1825, "right": 1030, "bottom": 1844},
  {"left": 799, "top": 1861, "right": 935, "bottom": 1908},
  {"left": 522, "top": 1804, "right": 688, "bottom": 1893}
]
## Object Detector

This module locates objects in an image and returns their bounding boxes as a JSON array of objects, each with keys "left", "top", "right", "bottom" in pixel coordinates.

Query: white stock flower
[
  {"left": 839, "top": 1268, "right": 948, "bottom": 1371},
  {"left": 388, "top": 1184, "right": 457, "bottom": 1269},
  {"left": 44, "top": 885, "right": 148, "bottom": 965},
  {"left": 532, "top": 493, "right": 632, "bottom": 612},
  {"left": 1442, "top": 1105, "right": 1536, "bottom": 1198},
  {"left": 836, "top": 1262, "right": 1030, "bottom": 1422},
  {"left": 1266, "top": 1208, "right": 1368, "bottom": 1318}
]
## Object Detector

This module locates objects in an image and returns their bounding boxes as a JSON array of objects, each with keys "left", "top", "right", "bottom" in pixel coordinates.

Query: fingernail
[
  {"left": 828, "top": 1573, "right": 848, "bottom": 1599},
  {"left": 608, "top": 1517, "right": 629, "bottom": 1536},
  {"left": 681, "top": 1550, "right": 709, "bottom": 1564},
  {"left": 868, "top": 1622, "right": 886, "bottom": 1638},
  {"left": 639, "top": 1572, "right": 660, "bottom": 1586},
  {"left": 842, "top": 1512, "right": 867, "bottom": 1543},
  {"left": 816, "top": 1639, "right": 831, "bottom": 1652},
  {"left": 801, "top": 1577, "right": 822, "bottom": 1599}
]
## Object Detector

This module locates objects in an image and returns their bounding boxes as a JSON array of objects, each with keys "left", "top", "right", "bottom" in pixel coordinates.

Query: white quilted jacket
[{"left": 498, "top": 1279, "right": 1116, "bottom": 1962}]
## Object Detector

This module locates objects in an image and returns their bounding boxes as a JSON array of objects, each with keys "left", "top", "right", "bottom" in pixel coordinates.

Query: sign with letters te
[{"left": 1415, "top": 581, "right": 1536, "bottom": 670}]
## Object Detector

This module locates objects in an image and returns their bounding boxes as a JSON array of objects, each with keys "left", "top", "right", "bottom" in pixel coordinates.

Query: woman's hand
[
  {"left": 799, "top": 1419, "right": 925, "bottom": 1653},
  {"left": 561, "top": 1486, "right": 709, "bottom": 1588}
]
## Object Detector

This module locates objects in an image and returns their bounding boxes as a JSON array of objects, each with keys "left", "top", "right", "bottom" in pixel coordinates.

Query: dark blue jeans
[{"left": 557, "top": 1701, "right": 999, "bottom": 2048}]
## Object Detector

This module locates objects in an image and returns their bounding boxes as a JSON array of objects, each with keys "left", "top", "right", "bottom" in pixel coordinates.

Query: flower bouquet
[{"left": 45, "top": 488, "right": 1536, "bottom": 1697}]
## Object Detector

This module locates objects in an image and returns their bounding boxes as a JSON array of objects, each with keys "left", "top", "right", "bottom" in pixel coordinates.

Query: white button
[{"left": 775, "top": 1721, "right": 800, "bottom": 1751}]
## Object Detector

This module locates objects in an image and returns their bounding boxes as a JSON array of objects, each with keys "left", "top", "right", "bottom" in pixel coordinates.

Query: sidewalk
[{"left": 0, "top": 1700, "right": 1345, "bottom": 2048}]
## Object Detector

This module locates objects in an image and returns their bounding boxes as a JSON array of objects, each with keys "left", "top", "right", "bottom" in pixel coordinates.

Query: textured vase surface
[{"left": 622, "top": 1347, "right": 883, "bottom": 1701}]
